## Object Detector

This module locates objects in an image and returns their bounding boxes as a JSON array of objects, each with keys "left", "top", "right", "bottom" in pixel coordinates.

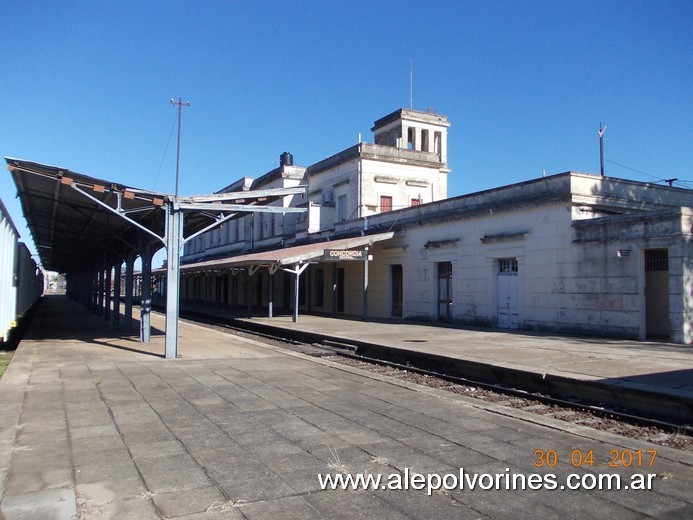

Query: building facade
[{"left": 178, "top": 108, "right": 692, "bottom": 344}]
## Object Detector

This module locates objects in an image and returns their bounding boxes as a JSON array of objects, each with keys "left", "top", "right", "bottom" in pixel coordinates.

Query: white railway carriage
[{"left": 1, "top": 197, "right": 43, "bottom": 345}]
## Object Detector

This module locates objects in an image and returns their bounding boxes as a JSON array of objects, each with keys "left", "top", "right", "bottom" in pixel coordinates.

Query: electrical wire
[
  {"left": 152, "top": 110, "right": 179, "bottom": 191},
  {"left": 605, "top": 159, "right": 691, "bottom": 189},
  {"left": 605, "top": 159, "right": 662, "bottom": 181}
]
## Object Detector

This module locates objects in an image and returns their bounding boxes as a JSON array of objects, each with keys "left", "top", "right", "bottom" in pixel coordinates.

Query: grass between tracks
[{"left": 0, "top": 351, "right": 13, "bottom": 380}]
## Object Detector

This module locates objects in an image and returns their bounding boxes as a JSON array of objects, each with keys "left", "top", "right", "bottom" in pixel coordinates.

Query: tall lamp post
[
  {"left": 170, "top": 98, "right": 191, "bottom": 199},
  {"left": 165, "top": 97, "right": 190, "bottom": 358}
]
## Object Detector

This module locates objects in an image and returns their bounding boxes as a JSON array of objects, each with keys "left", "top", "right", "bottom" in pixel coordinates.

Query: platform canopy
[
  {"left": 176, "top": 231, "right": 396, "bottom": 275},
  {"left": 6, "top": 157, "right": 304, "bottom": 273}
]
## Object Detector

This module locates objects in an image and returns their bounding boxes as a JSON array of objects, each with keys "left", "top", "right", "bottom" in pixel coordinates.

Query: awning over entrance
[
  {"left": 162, "top": 231, "right": 395, "bottom": 323},
  {"left": 178, "top": 231, "right": 396, "bottom": 274}
]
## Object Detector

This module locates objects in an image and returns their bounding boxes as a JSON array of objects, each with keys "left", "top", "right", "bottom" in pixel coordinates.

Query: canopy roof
[
  {"left": 6, "top": 158, "right": 303, "bottom": 273},
  {"left": 176, "top": 232, "right": 396, "bottom": 274}
]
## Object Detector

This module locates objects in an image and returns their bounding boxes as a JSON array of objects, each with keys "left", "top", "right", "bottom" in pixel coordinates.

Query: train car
[{"left": 1, "top": 197, "right": 44, "bottom": 346}]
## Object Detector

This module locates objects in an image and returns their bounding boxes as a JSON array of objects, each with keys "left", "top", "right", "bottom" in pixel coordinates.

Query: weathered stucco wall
[{"left": 357, "top": 202, "right": 692, "bottom": 343}]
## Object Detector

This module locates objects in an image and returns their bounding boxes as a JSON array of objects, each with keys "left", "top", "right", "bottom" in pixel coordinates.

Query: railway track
[{"left": 177, "top": 311, "right": 693, "bottom": 451}]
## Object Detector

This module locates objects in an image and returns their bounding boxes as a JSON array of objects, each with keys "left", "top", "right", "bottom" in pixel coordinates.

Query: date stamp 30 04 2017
[{"left": 532, "top": 448, "right": 657, "bottom": 469}]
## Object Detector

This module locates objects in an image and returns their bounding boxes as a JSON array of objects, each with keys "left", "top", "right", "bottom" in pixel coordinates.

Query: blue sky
[{"left": 2, "top": 0, "right": 691, "bottom": 263}]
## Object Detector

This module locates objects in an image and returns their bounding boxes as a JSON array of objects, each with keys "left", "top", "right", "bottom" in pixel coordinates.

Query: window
[
  {"left": 262, "top": 214, "right": 274, "bottom": 239},
  {"left": 380, "top": 196, "right": 393, "bottom": 213},
  {"left": 337, "top": 194, "right": 347, "bottom": 222},
  {"left": 229, "top": 220, "right": 236, "bottom": 242},
  {"left": 499, "top": 258, "right": 518, "bottom": 273},
  {"left": 645, "top": 249, "right": 668, "bottom": 272},
  {"left": 411, "top": 198, "right": 421, "bottom": 207}
]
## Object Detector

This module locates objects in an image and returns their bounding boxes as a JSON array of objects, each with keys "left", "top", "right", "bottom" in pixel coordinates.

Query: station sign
[{"left": 324, "top": 249, "right": 368, "bottom": 261}]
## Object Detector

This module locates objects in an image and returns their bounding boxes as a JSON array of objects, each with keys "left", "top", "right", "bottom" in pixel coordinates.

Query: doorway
[
  {"left": 437, "top": 262, "right": 452, "bottom": 321},
  {"left": 645, "top": 249, "right": 670, "bottom": 339},
  {"left": 391, "top": 264, "right": 403, "bottom": 317},
  {"left": 337, "top": 268, "right": 345, "bottom": 313},
  {"left": 497, "top": 258, "right": 518, "bottom": 329}
]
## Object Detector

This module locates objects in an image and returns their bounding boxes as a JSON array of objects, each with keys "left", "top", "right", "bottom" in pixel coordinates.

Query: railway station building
[{"left": 174, "top": 108, "right": 693, "bottom": 344}]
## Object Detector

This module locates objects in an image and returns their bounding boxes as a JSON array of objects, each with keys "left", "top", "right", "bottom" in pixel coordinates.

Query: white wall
[
  {"left": 354, "top": 201, "right": 691, "bottom": 343},
  {"left": 361, "top": 158, "right": 447, "bottom": 215}
]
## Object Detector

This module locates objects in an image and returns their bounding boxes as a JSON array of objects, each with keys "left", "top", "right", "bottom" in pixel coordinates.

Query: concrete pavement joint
[
  {"left": 84, "top": 362, "right": 163, "bottom": 517},
  {"left": 303, "top": 352, "right": 693, "bottom": 467},
  {"left": 2, "top": 297, "right": 692, "bottom": 519}
]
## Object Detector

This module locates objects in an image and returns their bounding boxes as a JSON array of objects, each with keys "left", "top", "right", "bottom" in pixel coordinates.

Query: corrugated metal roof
[
  {"left": 5, "top": 158, "right": 302, "bottom": 273},
  {"left": 6, "top": 158, "right": 164, "bottom": 272},
  {"left": 177, "top": 232, "right": 395, "bottom": 273}
]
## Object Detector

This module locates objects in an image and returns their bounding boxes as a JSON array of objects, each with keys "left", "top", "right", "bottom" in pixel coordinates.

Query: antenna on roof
[
  {"left": 409, "top": 60, "right": 413, "bottom": 110},
  {"left": 598, "top": 122, "right": 606, "bottom": 177}
]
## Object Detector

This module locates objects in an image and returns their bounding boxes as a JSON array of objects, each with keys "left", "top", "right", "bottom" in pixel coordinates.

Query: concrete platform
[
  {"left": 236, "top": 314, "right": 693, "bottom": 423},
  {"left": 0, "top": 295, "right": 692, "bottom": 519}
]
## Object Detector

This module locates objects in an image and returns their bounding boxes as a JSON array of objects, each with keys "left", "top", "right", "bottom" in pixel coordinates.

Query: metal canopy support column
[
  {"left": 293, "top": 268, "right": 299, "bottom": 323},
  {"left": 284, "top": 262, "right": 310, "bottom": 323},
  {"left": 104, "top": 252, "right": 112, "bottom": 321},
  {"left": 97, "top": 259, "right": 104, "bottom": 316},
  {"left": 88, "top": 258, "right": 97, "bottom": 311},
  {"left": 112, "top": 257, "right": 122, "bottom": 326},
  {"left": 124, "top": 250, "right": 134, "bottom": 333},
  {"left": 362, "top": 246, "right": 369, "bottom": 321},
  {"left": 95, "top": 261, "right": 101, "bottom": 311},
  {"left": 268, "top": 270, "right": 274, "bottom": 318},
  {"left": 267, "top": 264, "right": 279, "bottom": 319},
  {"left": 231, "top": 271, "right": 238, "bottom": 313},
  {"left": 164, "top": 203, "right": 183, "bottom": 359},
  {"left": 332, "top": 263, "right": 337, "bottom": 317},
  {"left": 140, "top": 241, "right": 153, "bottom": 343},
  {"left": 246, "top": 271, "right": 252, "bottom": 318},
  {"left": 93, "top": 260, "right": 98, "bottom": 311}
]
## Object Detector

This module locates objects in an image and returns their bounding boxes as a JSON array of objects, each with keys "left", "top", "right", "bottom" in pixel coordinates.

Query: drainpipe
[{"left": 357, "top": 146, "right": 362, "bottom": 219}]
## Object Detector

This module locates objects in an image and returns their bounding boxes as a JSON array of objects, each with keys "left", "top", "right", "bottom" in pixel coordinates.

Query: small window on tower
[{"left": 380, "top": 196, "right": 393, "bottom": 213}]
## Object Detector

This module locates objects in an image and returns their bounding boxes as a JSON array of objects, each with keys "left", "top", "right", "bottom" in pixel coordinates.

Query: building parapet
[
  {"left": 306, "top": 143, "right": 445, "bottom": 177},
  {"left": 570, "top": 173, "right": 693, "bottom": 210},
  {"left": 334, "top": 172, "right": 575, "bottom": 236},
  {"left": 332, "top": 173, "right": 693, "bottom": 239},
  {"left": 371, "top": 108, "right": 450, "bottom": 130},
  {"left": 572, "top": 207, "right": 691, "bottom": 243}
]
